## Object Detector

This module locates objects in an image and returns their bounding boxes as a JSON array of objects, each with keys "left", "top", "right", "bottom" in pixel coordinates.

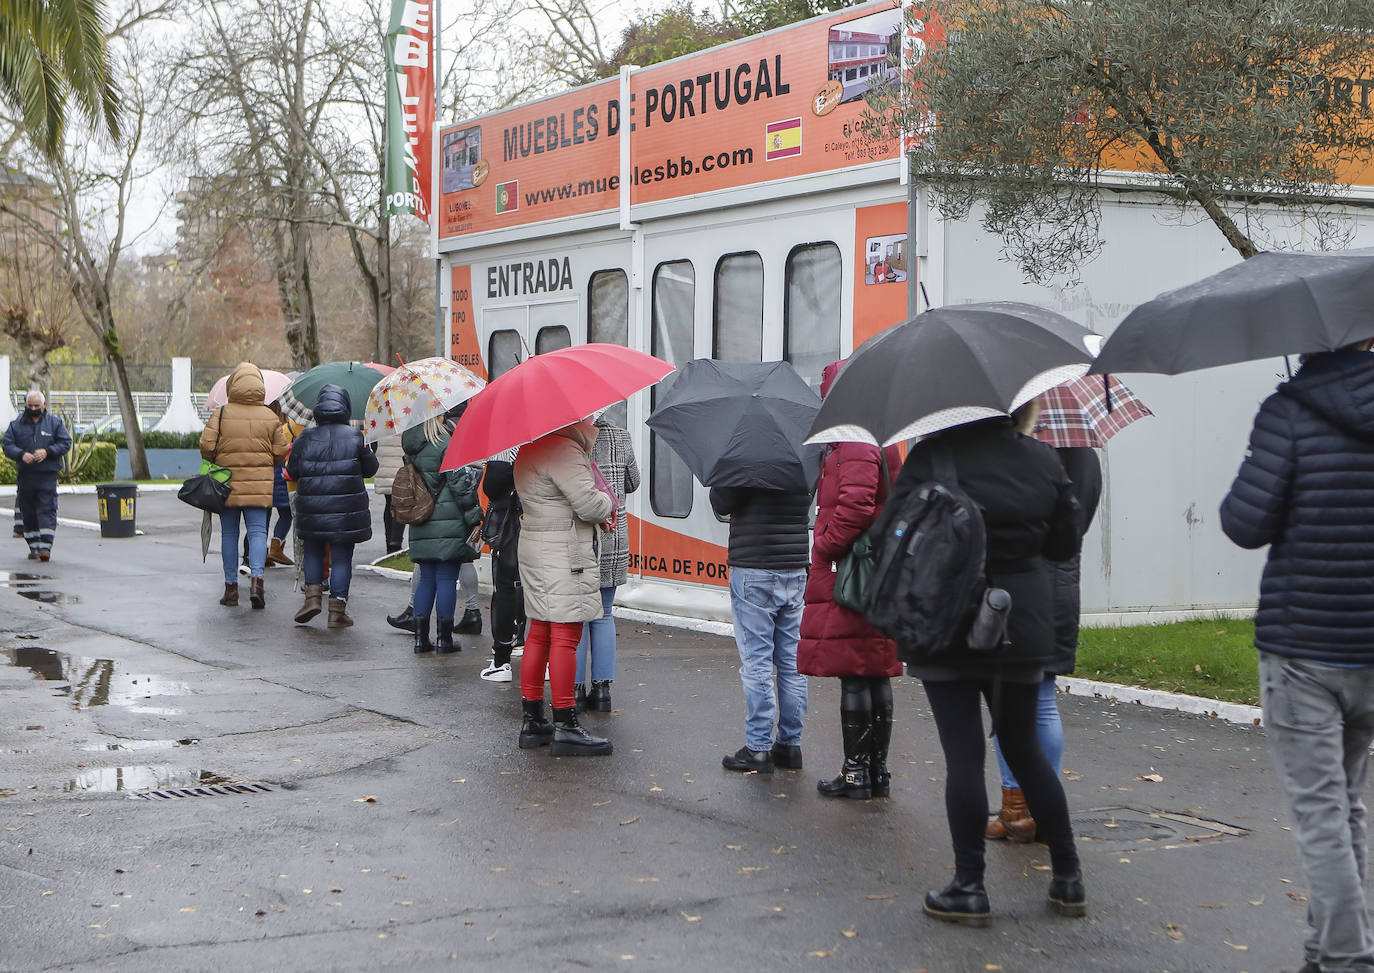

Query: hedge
[
  {"left": 96, "top": 430, "right": 201, "bottom": 449},
  {"left": 0, "top": 442, "right": 115, "bottom": 484},
  {"left": 60, "top": 441, "right": 117, "bottom": 484}
]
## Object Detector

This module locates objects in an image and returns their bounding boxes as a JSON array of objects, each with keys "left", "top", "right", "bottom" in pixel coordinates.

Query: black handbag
[{"left": 178, "top": 461, "right": 232, "bottom": 513}]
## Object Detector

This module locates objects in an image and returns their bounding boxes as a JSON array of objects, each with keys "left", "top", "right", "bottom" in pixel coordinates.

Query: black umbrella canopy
[
  {"left": 807, "top": 303, "right": 1099, "bottom": 446},
  {"left": 646, "top": 359, "right": 822, "bottom": 491},
  {"left": 1091, "top": 249, "right": 1374, "bottom": 375}
]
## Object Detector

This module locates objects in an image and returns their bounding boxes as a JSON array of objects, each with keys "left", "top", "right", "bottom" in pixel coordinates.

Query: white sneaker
[
  {"left": 480, "top": 660, "right": 512, "bottom": 683},
  {"left": 509, "top": 646, "right": 523, "bottom": 658},
  {"left": 237, "top": 563, "right": 250, "bottom": 576}
]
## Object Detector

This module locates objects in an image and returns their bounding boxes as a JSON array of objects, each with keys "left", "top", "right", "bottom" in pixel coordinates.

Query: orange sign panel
[
  {"left": 449, "top": 265, "right": 484, "bottom": 377},
  {"left": 438, "top": 79, "right": 621, "bottom": 239},
  {"left": 437, "top": 0, "right": 917, "bottom": 240}
]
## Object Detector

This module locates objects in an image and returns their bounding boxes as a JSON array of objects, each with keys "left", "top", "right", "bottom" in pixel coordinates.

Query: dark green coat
[{"left": 401, "top": 422, "right": 482, "bottom": 564}]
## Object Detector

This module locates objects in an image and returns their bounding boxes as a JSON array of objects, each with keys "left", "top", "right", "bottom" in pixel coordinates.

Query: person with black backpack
[{"left": 893, "top": 402, "right": 1085, "bottom": 927}]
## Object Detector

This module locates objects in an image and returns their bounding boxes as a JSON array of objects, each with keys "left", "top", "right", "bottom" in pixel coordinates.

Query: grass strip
[{"left": 1076, "top": 618, "right": 1259, "bottom": 706}]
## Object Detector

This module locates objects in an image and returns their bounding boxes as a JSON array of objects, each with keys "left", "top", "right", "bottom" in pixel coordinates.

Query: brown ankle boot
[
  {"left": 220, "top": 582, "right": 239, "bottom": 606},
  {"left": 986, "top": 786, "right": 1036, "bottom": 843},
  {"left": 327, "top": 597, "right": 353, "bottom": 628},
  {"left": 249, "top": 577, "right": 265, "bottom": 610},
  {"left": 294, "top": 583, "right": 324, "bottom": 623},
  {"left": 268, "top": 537, "right": 294, "bottom": 566}
]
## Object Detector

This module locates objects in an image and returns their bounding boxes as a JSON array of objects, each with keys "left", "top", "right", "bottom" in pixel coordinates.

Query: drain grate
[
  {"left": 138, "top": 783, "right": 273, "bottom": 800},
  {"left": 1076, "top": 806, "right": 1248, "bottom": 848}
]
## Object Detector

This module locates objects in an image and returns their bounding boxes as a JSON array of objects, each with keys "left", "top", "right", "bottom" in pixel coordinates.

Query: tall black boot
[
  {"left": 519, "top": 699, "right": 554, "bottom": 748},
  {"left": 435, "top": 619, "right": 459, "bottom": 654},
  {"left": 412, "top": 615, "right": 433, "bottom": 654},
  {"left": 870, "top": 679, "right": 894, "bottom": 798},
  {"left": 817, "top": 710, "right": 872, "bottom": 799},
  {"left": 550, "top": 707, "right": 612, "bottom": 756}
]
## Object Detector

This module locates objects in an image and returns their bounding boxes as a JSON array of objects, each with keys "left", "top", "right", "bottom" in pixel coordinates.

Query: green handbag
[
  {"left": 832, "top": 532, "right": 876, "bottom": 613},
  {"left": 829, "top": 448, "right": 890, "bottom": 615}
]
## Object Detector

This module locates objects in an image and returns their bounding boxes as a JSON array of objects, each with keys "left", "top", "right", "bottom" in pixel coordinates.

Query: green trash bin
[{"left": 96, "top": 483, "right": 138, "bottom": 538}]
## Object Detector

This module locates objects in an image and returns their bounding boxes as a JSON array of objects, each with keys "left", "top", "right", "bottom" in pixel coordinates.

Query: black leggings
[
  {"left": 490, "top": 549, "right": 525, "bottom": 664},
  {"left": 840, "top": 676, "right": 892, "bottom": 713},
  {"left": 922, "top": 678, "right": 1079, "bottom": 882}
]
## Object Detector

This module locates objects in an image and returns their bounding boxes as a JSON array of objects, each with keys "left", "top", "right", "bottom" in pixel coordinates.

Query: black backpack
[{"left": 861, "top": 444, "right": 1004, "bottom": 664}]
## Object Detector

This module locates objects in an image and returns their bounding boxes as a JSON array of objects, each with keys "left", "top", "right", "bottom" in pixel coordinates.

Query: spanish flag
[{"left": 765, "top": 117, "right": 802, "bottom": 162}]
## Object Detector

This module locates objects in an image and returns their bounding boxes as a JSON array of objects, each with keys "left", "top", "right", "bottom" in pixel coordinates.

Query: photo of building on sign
[
  {"left": 442, "top": 126, "right": 483, "bottom": 193},
  {"left": 828, "top": 6, "right": 901, "bottom": 105},
  {"left": 864, "top": 232, "right": 908, "bottom": 285}
]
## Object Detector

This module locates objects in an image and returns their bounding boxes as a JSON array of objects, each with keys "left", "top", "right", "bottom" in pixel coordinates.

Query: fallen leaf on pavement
[
  {"left": 1164, "top": 923, "right": 1183, "bottom": 941},
  {"left": 355, "top": 795, "right": 378, "bottom": 804},
  {"left": 1136, "top": 773, "right": 1164, "bottom": 783},
  {"left": 807, "top": 947, "right": 834, "bottom": 957},
  {"left": 1224, "top": 941, "right": 1248, "bottom": 950},
  {"left": 681, "top": 912, "right": 700, "bottom": 921},
  {"left": 841, "top": 930, "right": 856, "bottom": 938},
  {"left": 620, "top": 817, "right": 640, "bottom": 826},
  {"left": 865, "top": 893, "right": 898, "bottom": 901}
]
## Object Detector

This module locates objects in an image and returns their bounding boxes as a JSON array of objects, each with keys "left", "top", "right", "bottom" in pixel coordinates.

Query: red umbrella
[{"left": 440, "top": 344, "right": 673, "bottom": 470}]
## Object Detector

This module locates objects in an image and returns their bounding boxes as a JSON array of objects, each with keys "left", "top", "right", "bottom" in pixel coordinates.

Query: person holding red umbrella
[
  {"left": 513, "top": 418, "right": 616, "bottom": 755},
  {"left": 440, "top": 344, "right": 674, "bottom": 754}
]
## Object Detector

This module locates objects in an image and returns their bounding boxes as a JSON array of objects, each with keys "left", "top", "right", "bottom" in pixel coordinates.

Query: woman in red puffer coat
[{"left": 799, "top": 359, "right": 902, "bottom": 801}]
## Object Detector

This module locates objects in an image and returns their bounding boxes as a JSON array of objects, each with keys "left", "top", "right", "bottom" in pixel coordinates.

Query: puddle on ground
[
  {"left": 0, "top": 571, "right": 78, "bottom": 604},
  {"left": 60, "top": 767, "right": 230, "bottom": 794},
  {"left": 82, "top": 738, "right": 199, "bottom": 752},
  {"left": 4, "top": 647, "right": 191, "bottom": 711}
]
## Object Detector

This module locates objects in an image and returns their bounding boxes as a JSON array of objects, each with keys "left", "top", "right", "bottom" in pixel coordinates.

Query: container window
[
  {"left": 589, "top": 269, "right": 630, "bottom": 426},
  {"left": 784, "top": 242, "right": 842, "bottom": 394},
  {"left": 713, "top": 252, "right": 764, "bottom": 362},
  {"left": 650, "top": 260, "right": 695, "bottom": 518},
  {"left": 535, "top": 325, "right": 571, "bottom": 355},
  {"left": 487, "top": 329, "right": 523, "bottom": 380}
]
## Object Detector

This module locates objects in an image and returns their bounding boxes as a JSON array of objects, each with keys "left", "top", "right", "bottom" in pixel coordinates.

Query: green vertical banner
[{"left": 384, "top": 0, "right": 434, "bottom": 223}]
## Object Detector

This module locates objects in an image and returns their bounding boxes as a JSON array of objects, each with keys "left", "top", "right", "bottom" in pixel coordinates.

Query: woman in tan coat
[
  {"left": 514, "top": 418, "right": 615, "bottom": 756},
  {"left": 200, "top": 362, "right": 289, "bottom": 608}
]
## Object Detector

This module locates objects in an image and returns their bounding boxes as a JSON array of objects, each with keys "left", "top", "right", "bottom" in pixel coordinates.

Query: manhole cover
[{"left": 1077, "top": 807, "right": 1247, "bottom": 848}]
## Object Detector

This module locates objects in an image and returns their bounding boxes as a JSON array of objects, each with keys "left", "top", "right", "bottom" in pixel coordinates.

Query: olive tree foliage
[{"left": 865, "top": 0, "right": 1374, "bottom": 283}]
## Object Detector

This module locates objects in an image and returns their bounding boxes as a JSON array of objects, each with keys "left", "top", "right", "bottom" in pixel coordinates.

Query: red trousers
[{"left": 520, "top": 619, "right": 583, "bottom": 708}]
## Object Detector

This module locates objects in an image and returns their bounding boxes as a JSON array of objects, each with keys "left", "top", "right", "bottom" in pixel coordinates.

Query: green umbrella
[{"left": 277, "top": 361, "right": 391, "bottom": 422}]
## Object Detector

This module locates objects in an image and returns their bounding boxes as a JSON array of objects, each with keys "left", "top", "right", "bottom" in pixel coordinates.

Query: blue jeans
[
  {"left": 303, "top": 540, "right": 353, "bottom": 601},
  {"left": 728, "top": 567, "right": 808, "bottom": 752},
  {"left": 415, "top": 561, "right": 461, "bottom": 621},
  {"left": 994, "top": 674, "right": 1063, "bottom": 788},
  {"left": 220, "top": 507, "right": 268, "bottom": 583},
  {"left": 1261, "top": 653, "right": 1374, "bottom": 972},
  {"left": 576, "top": 586, "right": 618, "bottom": 683}
]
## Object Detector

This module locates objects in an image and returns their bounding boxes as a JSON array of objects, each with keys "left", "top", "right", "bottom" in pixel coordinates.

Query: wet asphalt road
[{"left": 0, "top": 489, "right": 1317, "bottom": 972}]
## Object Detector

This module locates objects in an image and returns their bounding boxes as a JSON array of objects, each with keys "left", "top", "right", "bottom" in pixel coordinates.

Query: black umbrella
[
  {"left": 806, "top": 302, "right": 1099, "bottom": 446},
  {"left": 646, "top": 359, "right": 822, "bottom": 491},
  {"left": 1091, "top": 249, "right": 1374, "bottom": 375}
]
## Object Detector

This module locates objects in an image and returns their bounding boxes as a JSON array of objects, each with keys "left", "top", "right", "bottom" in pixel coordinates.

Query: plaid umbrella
[{"left": 1034, "top": 374, "right": 1151, "bottom": 448}]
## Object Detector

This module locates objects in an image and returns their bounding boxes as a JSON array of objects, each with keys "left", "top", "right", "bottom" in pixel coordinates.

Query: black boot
[
  {"left": 519, "top": 699, "right": 555, "bottom": 748},
  {"left": 435, "top": 619, "right": 459, "bottom": 654},
  {"left": 412, "top": 615, "right": 433, "bottom": 654},
  {"left": 817, "top": 711, "right": 872, "bottom": 799},
  {"left": 573, "top": 683, "right": 588, "bottom": 712},
  {"left": 1048, "top": 872, "right": 1087, "bottom": 917},
  {"left": 591, "top": 680, "right": 612, "bottom": 712},
  {"left": 550, "top": 707, "right": 612, "bottom": 756},
  {"left": 870, "top": 694, "right": 893, "bottom": 798},
  {"left": 923, "top": 878, "right": 991, "bottom": 927},
  {"left": 456, "top": 608, "right": 483, "bottom": 635},
  {"left": 388, "top": 605, "right": 417, "bottom": 633}
]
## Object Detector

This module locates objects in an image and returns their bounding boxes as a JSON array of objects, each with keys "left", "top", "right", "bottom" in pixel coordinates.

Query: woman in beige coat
[
  {"left": 200, "top": 362, "right": 289, "bottom": 609},
  {"left": 514, "top": 418, "right": 615, "bottom": 756}
]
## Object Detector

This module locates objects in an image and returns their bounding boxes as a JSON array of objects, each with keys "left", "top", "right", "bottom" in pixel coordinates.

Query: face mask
[{"left": 24, "top": 406, "right": 42, "bottom": 418}]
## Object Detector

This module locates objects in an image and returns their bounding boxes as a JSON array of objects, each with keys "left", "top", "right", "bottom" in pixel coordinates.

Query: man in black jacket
[
  {"left": 1221, "top": 341, "right": 1374, "bottom": 973},
  {"left": 2, "top": 391, "right": 71, "bottom": 561},
  {"left": 710, "top": 485, "right": 813, "bottom": 774}
]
